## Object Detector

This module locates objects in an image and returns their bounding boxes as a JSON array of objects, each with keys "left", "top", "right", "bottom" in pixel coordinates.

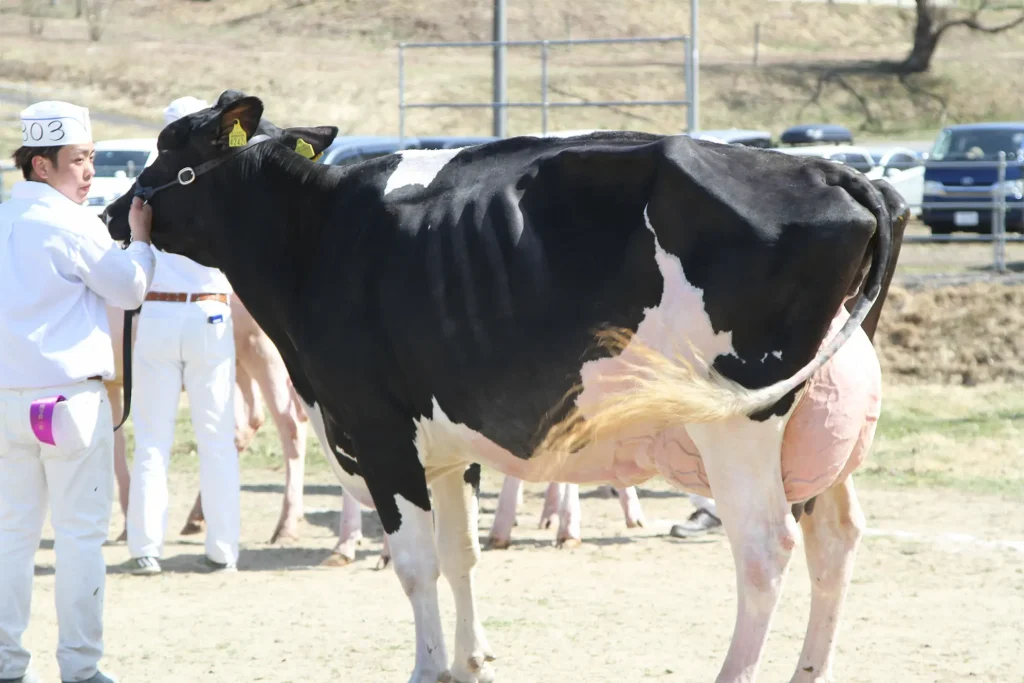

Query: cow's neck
[{"left": 209, "top": 148, "right": 344, "bottom": 396}]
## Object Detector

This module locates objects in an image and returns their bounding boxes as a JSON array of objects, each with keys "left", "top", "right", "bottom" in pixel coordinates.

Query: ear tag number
[{"left": 228, "top": 119, "right": 248, "bottom": 148}]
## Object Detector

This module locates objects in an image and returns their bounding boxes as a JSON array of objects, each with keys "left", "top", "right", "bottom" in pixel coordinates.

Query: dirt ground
[
  {"left": 18, "top": 467, "right": 1023, "bottom": 683},
  {"left": 877, "top": 281, "right": 1024, "bottom": 385}
]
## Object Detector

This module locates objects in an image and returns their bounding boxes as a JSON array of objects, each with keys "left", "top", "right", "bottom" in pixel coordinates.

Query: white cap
[
  {"left": 163, "top": 96, "right": 210, "bottom": 124},
  {"left": 19, "top": 100, "right": 92, "bottom": 147}
]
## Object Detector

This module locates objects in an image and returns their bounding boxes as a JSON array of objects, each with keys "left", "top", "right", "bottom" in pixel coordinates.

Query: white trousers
[
  {"left": 0, "top": 380, "right": 113, "bottom": 682},
  {"left": 126, "top": 299, "right": 240, "bottom": 565}
]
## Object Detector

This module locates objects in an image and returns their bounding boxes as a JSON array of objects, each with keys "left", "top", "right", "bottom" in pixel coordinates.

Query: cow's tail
[{"left": 533, "top": 174, "right": 891, "bottom": 475}]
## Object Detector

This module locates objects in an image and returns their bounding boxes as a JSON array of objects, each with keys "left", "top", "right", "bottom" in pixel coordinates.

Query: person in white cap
[
  {"left": 125, "top": 95, "right": 241, "bottom": 576},
  {"left": 0, "top": 100, "right": 155, "bottom": 683}
]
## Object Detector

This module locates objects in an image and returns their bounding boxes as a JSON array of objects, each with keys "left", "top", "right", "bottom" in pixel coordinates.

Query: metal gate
[{"left": 396, "top": 35, "right": 695, "bottom": 143}]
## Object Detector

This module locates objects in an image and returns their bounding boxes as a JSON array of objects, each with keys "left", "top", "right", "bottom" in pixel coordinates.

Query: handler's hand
[{"left": 129, "top": 197, "right": 153, "bottom": 244}]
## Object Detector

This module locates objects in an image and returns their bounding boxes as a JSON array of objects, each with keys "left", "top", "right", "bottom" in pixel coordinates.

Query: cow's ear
[
  {"left": 280, "top": 125, "right": 339, "bottom": 162},
  {"left": 216, "top": 96, "right": 263, "bottom": 150},
  {"left": 215, "top": 89, "right": 249, "bottom": 108}
]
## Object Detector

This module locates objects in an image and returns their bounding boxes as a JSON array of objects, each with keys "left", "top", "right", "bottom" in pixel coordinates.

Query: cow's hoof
[
  {"left": 320, "top": 551, "right": 354, "bottom": 567},
  {"left": 556, "top": 537, "right": 582, "bottom": 550},
  {"left": 451, "top": 653, "right": 497, "bottom": 683},
  {"left": 375, "top": 554, "right": 392, "bottom": 570},
  {"left": 180, "top": 520, "right": 205, "bottom": 536},
  {"left": 538, "top": 514, "right": 556, "bottom": 530},
  {"left": 270, "top": 527, "right": 301, "bottom": 545},
  {"left": 484, "top": 536, "right": 511, "bottom": 550},
  {"left": 115, "top": 528, "right": 127, "bottom": 543},
  {"left": 625, "top": 517, "right": 645, "bottom": 529}
]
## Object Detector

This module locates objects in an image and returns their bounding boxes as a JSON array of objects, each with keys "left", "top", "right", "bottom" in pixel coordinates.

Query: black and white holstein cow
[{"left": 105, "top": 90, "right": 909, "bottom": 683}]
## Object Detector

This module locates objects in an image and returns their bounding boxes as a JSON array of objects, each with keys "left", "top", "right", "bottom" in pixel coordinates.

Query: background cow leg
[
  {"left": 555, "top": 484, "right": 582, "bottom": 549},
  {"left": 617, "top": 486, "right": 645, "bottom": 529},
  {"left": 246, "top": 346, "right": 309, "bottom": 544},
  {"left": 539, "top": 481, "right": 562, "bottom": 529},
  {"left": 106, "top": 383, "right": 130, "bottom": 543},
  {"left": 689, "top": 415, "right": 797, "bottom": 683},
  {"left": 322, "top": 488, "right": 364, "bottom": 567},
  {"left": 435, "top": 465, "right": 495, "bottom": 683},
  {"left": 486, "top": 474, "right": 523, "bottom": 550},
  {"left": 789, "top": 476, "right": 865, "bottom": 683}
]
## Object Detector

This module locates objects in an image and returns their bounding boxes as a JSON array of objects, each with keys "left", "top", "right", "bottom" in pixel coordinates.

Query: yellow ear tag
[
  {"left": 295, "top": 138, "right": 316, "bottom": 159},
  {"left": 228, "top": 119, "right": 248, "bottom": 148}
]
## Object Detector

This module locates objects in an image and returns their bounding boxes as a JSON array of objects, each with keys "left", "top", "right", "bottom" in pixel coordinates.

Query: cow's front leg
[
  {"left": 435, "top": 464, "right": 495, "bottom": 683},
  {"left": 555, "top": 483, "right": 582, "bottom": 549},
  {"left": 789, "top": 476, "right": 865, "bottom": 683},
  {"left": 322, "top": 488, "right": 364, "bottom": 567},
  {"left": 361, "top": 448, "right": 450, "bottom": 683},
  {"left": 486, "top": 475, "right": 523, "bottom": 550},
  {"left": 687, "top": 415, "right": 797, "bottom": 683}
]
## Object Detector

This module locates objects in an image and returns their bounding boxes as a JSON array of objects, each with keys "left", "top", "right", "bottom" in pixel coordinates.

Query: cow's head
[{"left": 102, "top": 90, "right": 337, "bottom": 266}]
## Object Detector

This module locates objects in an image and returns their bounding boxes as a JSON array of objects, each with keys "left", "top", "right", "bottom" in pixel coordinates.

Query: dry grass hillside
[{"left": 1, "top": 0, "right": 1024, "bottom": 157}]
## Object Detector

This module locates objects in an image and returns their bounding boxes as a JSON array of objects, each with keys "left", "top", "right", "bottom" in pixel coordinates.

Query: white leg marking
[
  {"left": 487, "top": 475, "right": 523, "bottom": 550},
  {"left": 790, "top": 477, "right": 865, "bottom": 683},
  {"left": 556, "top": 484, "right": 582, "bottom": 548},
  {"left": 384, "top": 148, "right": 464, "bottom": 196},
  {"left": 434, "top": 470, "right": 496, "bottom": 683},
  {"left": 325, "top": 488, "right": 364, "bottom": 566},
  {"left": 390, "top": 494, "right": 450, "bottom": 683},
  {"left": 687, "top": 414, "right": 798, "bottom": 683}
]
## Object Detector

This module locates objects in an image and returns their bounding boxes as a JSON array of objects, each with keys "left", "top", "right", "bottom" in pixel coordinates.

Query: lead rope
[{"left": 114, "top": 234, "right": 138, "bottom": 432}]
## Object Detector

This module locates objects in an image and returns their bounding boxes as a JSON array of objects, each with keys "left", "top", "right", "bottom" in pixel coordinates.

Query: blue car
[{"left": 921, "top": 122, "right": 1024, "bottom": 235}]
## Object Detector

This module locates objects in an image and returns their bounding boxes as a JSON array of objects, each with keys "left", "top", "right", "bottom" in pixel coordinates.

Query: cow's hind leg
[
  {"left": 555, "top": 483, "right": 582, "bottom": 549},
  {"left": 539, "top": 481, "right": 562, "bottom": 529},
  {"left": 688, "top": 416, "right": 798, "bottom": 683},
  {"left": 322, "top": 488, "right": 364, "bottom": 567},
  {"left": 789, "top": 476, "right": 865, "bottom": 683},
  {"left": 486, "top": 474, "right": 523, "bottom": 550},
  {"left": 435, "top": 464, "right": 495, "bottom": 683},
  {"left": 617, "top": 486, "right": 645, "bottom": 529}
]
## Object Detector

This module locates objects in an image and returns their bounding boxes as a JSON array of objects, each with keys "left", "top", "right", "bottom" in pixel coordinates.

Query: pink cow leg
[
  {"left": 486, "top": 475, "right": 525, "bottom": 549},
  {"left": 106, "top": 384, "right": 130, "bottom": 543},
  {"left": 616, "top": 486, "right": 645, "bottom": 529},
  {"left": 538, "top": 481, "right": 562, "bottom": 529},
  {"left": 322, "top": 488, "right": 365, "bottom": 567},
  {"left": 555, "top": 483, "right": 582, "bottom": 549},
  {"left": 789, "top": 477, "right": 865, "bottom": 683}
]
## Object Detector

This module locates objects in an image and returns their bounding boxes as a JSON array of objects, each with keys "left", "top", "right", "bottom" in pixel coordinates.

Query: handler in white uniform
[
  {"left": 126, "top": 96, "right": 240, "bottom": 575},
  {"left": 0, "top": 101, "right": 155, "bottom": 683}
]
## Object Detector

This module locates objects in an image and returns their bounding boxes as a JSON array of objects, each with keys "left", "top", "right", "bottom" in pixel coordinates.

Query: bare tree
[
  {"left": 900, "top": 0, "right": 1024, "bottom": 73},
  {"left": 23, "top": 0, "right": 45, "bottom": 35},
  {"left": 82, "top": 0, "right": 115, "bottom": 41}
]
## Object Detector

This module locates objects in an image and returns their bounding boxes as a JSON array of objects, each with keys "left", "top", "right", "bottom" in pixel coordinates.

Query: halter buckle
[{"left": 177, "top": 167, "right": 196, "bottom": 185}]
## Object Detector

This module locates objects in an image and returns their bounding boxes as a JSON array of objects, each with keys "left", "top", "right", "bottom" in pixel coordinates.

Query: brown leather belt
[{"left": 145, "top": 292, "right": 229, "bottom": 304}]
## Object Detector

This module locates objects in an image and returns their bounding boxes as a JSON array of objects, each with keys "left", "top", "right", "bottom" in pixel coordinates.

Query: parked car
[
  {"left": 921, "top": 122, "right": 1024, "bottom": 235},
  {"left": 779, "top": 123, "right": 854, "bottom": 147},
  {"left": 85, "top": 138, "right": 158, "bottom": 214},
  {"left": 319, "top": 135, "right": 499, "bottom": 167},
  {"left": 685, "top": 128, "right": 774, "bottom": 148},
  {"left": 771, "top": 143, "right": 876, "bottom": 174}
]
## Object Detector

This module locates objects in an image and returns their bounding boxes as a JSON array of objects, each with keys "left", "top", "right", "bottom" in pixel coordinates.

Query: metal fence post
[
  {"left": 994, "top": 151, "right": 1007, "bottom": 273},
  {"left": 684, "top": 36, "right": 694, "bottom": 133},
  {"left": 398, "top": 43, "right": 406, "bottom": 145},
  {"left": 541, "top": 40, "right": 549, "bottom": 135}
]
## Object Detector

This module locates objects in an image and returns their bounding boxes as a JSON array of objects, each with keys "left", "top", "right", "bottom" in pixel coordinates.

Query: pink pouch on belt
[{"left": 30, "top": 395, "right": 67, "bottom": 446}]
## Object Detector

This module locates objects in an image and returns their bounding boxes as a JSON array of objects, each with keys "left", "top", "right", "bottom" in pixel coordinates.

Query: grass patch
[{"left": 862, "top": 384, "right": 1024, "bottom": 498}]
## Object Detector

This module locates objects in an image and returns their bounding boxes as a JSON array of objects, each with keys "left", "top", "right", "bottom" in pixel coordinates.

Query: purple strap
[{"left": 30, "top": 395, "right": 66, "bottom": 446}]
